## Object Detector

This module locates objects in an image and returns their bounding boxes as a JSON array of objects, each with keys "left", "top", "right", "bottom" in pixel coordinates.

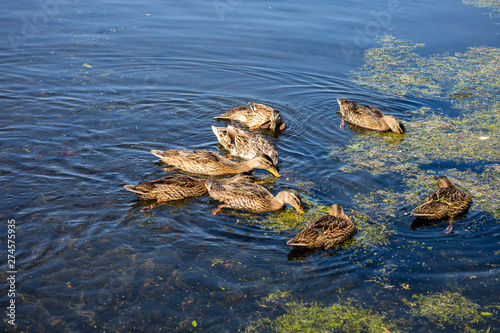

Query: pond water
[{"left": 1, "top": 0, "right": 499, "bottom": 331}]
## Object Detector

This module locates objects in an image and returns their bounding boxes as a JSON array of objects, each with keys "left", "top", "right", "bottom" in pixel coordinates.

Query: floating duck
[
  {"left": 337, "top": 97, "right": 405, "bottom": 134},
  {"left": 215, "top": 102, "right": 286, "bottom": 131},
  {"left": 287, "top": 203, "right": 355, "bottom": 249},
  {"left": 151, "top": 149, "right": 280, "bottom": 177},
  {"left": 205, "top": 181, "right": 303, "bottom": 214}
]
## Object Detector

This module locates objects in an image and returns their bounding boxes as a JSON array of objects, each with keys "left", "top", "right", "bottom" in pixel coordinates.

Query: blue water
[{"left": 1, "top": 0, "right": 499, "bottom": 331}]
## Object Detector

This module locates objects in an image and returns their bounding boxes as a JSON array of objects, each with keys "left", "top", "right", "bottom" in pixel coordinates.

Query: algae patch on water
[
  {"left": 350, "top": 35, "right": 500, "bottom": 102},
  {"left": 244, "top": 301, "right": 401, "bottom": 333},
  {"left": 350, "top": 167, "right": 500, "bottom": 221},
  {"left": 463, "top": 0, "right": 500, "bottom": 22},
  {"left": 334, "top": 108, "right": 500, "bottom": 173},
  {"left": 404, "top": 291, "right": 489, "bottom": 331},
  {"left": 247, "top": 198, "right": 392, "bottom": 249}
]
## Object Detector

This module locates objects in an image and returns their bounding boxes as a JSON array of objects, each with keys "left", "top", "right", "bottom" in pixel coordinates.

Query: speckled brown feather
[
  {"left": 205, "top": 182, "right": 303, "bottom": 214},
  {"left": 212, "top": 125, "right": 279, "bottom": 166},
  {"left": 412, "top": 176, "right": 472, "bottom": 220},
  {"left": 287, "top": 204, "right": 355, "bottom": 249},
  {"left": 124, "top": 173, "right": 257, "bottom": 202},
  {"left": 150, "top": 149, "right": 279, "bottom": 176},
  {"left": 214, "top": 102, "right": 285, "bottom": 130},
  {"left": 337, "top": 97, "right": 405, "bottom": 134}
]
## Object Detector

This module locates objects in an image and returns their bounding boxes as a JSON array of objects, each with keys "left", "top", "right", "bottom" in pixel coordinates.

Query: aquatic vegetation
[
  {"left": 349, "top": 210, "right": 394, "bottom": 248},
  {"left": 463, "top": 0, "right": 500, "bottom": 22},
  {"left": 244, "top": 301, "right": 401, "bottom": 333},
  {"left": 247, "top": 197, "right": 392, "bottom": 248},
  {"left": 404, "top": 291, "right": 487, "bottom": 331},
  {"left": 260, "top": 289, "right": 292, "bottom": 303},
  {"left": 350, "top": 35, "right": 500, "bottom": 102},
  {"left": 351, "top": 168, "right": 500, "bottom": 220},
  {"left": 252, "top": 197, "right": 328, "bottom": 230},
  {"left": 334, "top": 109, "right": 500, "bottom": 174}
]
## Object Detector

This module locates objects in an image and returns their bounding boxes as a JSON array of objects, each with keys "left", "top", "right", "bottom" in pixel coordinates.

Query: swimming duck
[
  {"left": 124, "top": 172, "right": 257, "bottom": 211},
  {"left": 214, "top": 102, "right": 286, "bottom": 131},
  {"left": 411, "top": 176, "right": 472, "bottom": 232},
  {"left": 205, "top": 181, "right": 303, "bottom": 214},
  {"left": 287, "top": 203, "right": 355, "bottom": 249},
  {"left": 337, "top": 97, "right": 405, "bottom": 134},
  {"left": 212, "top": 125, "right": 279, "bottom": 166},
  {"left": 151, "top": 149, "right": 280, "bottom": 177}
]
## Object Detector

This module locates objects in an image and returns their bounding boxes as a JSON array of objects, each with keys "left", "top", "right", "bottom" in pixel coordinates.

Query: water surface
[{"left": 1, "top": 0, "right": 499, "bottom": 331}]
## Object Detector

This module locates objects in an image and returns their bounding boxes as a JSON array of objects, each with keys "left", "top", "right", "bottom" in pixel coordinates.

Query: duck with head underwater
[
  {"left": 151, "top": 149, "right": 281, "bottom": 177},
  {"left": 205, "top": 181, "right": 303, "bottom": 215},
  {"left": 287, "top": 203, "right": 355, "bottom": 249},
  {"left": 214, "top": 102, "right": 286, "bottom": 131},
  {"left": 337, "top": 97, "right": 405, "bottom": 134}
]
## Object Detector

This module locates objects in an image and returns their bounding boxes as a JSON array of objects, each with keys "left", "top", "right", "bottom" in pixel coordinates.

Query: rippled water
[{"left": 1, "top": 0, "right": 499, "bottom": 331}]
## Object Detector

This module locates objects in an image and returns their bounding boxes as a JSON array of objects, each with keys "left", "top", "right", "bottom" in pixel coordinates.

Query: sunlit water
[{"left": 1, "top": 0, "right": 499, "bottom": 331}]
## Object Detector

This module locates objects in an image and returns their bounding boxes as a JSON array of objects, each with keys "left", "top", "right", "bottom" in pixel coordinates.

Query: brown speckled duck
[
  {"left": 151, "top": 149, "right": 280, "bottom": 177},
  {"left": 214, "top": 102, "right": 286, "bottom": 131},
  {"left": 337, "top": 97, "right": 405, "bottom": 134},
  {"left": 124, "top": 172, "right": 257, "bottom": 211},
  {"left": 287, "top": 203, "right": 355, "bottom": 249},
  {"left": 212, "top": 125, "right": 279, "bottom": 166},
  {"left": 205, "top": 181, "right": 303, "bottom": 215},
  {"left": 411, "top": 176, "right": 472, "bottom": 232}
]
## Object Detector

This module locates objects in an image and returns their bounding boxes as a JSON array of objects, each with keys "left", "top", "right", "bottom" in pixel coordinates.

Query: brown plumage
[
  {"left": 287, "top": 203, "right": 355, "bottom": 249},
  {"left": 214, "top": 102, "right": 286, "bottom": 131},
  {"left": 124, "top": 173, "right": 257, "bottom": 211},
  {"left": 337, "top": 97, "right": 405, "bottom": 134},
  {"left": 151, "top": 149, "right": 280, "bottom": 177},
  {"left": 205, "top": 181, "right": 303, "bottom": 214},
  {"left": 212, "top": 125, "right": 279, "bottom": 166},
  {"left": 411, "top": 176, "right": 472, "bottom": 220}
]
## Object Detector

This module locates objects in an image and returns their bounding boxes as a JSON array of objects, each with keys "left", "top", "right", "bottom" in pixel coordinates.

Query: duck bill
[
  {"left": 268, "top": 167, "right": 281, "bottom": 178},
  {"left": 294, "top": 206, "right": 304, "bottom": 214}
]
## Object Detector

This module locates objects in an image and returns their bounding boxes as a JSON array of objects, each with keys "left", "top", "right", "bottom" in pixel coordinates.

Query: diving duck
[
  {"left": 337, "top": 97, "right": 405, "bottom": 134},
  {"left": 212, "top": 125, "right": 279, "bottom": 166},
  {"left": 287, "top": 203, "right": 355, "bottom": 249},
  {"left": 151, "top": 149, "right": 280, "bottom": 177},
  {"left": 411, "top": 176, "right": 472, "bottom": 232},
  {"left": 214, "top": 102, "right": 286, "bottom": 131},
  {"left": 205, "top": 181, "right": 303, "bottom": 215},
  {"left": 124, "top": 172, "right": 257, "bottom": 211}
]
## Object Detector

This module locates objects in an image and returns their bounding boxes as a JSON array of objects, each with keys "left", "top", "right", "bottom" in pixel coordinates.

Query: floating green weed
[
  {"left": 246, "top": 198, "right": 392, "bottom": 248},
  {"left": 333, "top": 108, "right": 500, "bottom": 174},
  {"left": 261, "top": 289, "right": 292, "bottom": 303},
  {"left": 244, "top": 301, "right": 401, "bottom": 333},
  {"left": 350, "top": 168, "right": 500, "bottom": 220},
  {"left": 252, "top": 198, "right": 329, "bottom": 231},
  {"left": 350, "top": 35, "right": 500, "bottom": 102},
  {"left": 463, "top": 0, "right": 500, "bottom": 21},
  {"left": 404, "top": 291, "right": 485, "bottom": 330},
  {"left": 350, "top": 210, "right": 394, "bottom": 248}
]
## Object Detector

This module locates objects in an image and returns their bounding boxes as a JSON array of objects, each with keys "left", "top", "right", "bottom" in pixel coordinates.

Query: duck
[
  {"left": 214, "top": 102, "right": 286, "bottom": 131},
  {"left": 124, "top": 172, "right": 257, "bottom": 211},
  {"left": 337, "top": 97, "right": 405, "bottom": 134},
  {"left": 212, "top": 124, "right": 279, "bottom": 166},
  {"left": 287, "top": 203, "right": 355, "bottom": 249},
  {"left": 151, "top": 149, "right": 280, "bottom": 177},
  {"left": 411, "top": 176, "right": 472, "bottom": 232},
  {"left": 205, "top": 181, "right": 303, "bottom": 215}
]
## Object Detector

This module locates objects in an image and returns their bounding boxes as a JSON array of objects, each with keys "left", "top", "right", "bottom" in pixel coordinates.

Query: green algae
[
  {"left": 245, "top": 290, "right": 498, "bottom": 333},
  {"left": 350, "top": 35, "right": 500, "bottom": 102},
  {"left": 245, "top": 198, "right": 392, "bottom": 248},
  {"left": 463, "top": 0, "right": 500, "bottom": 22},
  {"left": 350, "top": 168, "right": 500, "bottom": 220},
  {"left": 404, "top": 291, "right": 487, "bottom": 331},
  {"left": 244, "top": 301, "right": 401, "bottom": 333},
  {"left": 333, "top": 108, "right": 500, "bottom": 173}
]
